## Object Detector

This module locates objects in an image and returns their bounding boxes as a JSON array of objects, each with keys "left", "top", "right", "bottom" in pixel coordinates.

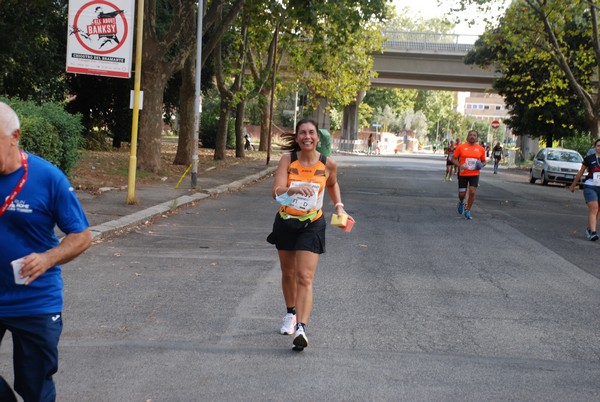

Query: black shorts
[
  {"left": 446, "top": 159, "right": 453, "bottom": 166},
  {"left": 458, "top": 175, "right": 480, "bottom": 189},
  {"left": 267, "top": 213, "right": 326, "bottom": 254}
]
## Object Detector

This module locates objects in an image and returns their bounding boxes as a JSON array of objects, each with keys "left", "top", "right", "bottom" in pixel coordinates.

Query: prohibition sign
[{"left": 73, "top": 0, "right": 129, "bottom": 55}]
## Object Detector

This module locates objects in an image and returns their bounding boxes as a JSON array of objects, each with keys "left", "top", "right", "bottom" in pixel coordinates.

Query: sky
[{"left": 391, "top": 0, "right": 506, "bottom": 38}]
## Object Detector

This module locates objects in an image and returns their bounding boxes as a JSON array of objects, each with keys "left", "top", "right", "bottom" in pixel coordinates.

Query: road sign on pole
[
  {"left": 491, "top": 120, "right": 500, "bottom": 129},
  {"left": 66, "top": 0, "right": 135, "bottom": 78}
]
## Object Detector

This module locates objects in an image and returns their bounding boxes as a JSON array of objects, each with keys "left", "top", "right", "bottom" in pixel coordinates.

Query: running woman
[
  {"left": 267, "top": 118, "right": 347, "bottom": 351},
  {"left": 569, "top": 139, "right": 600, "bottom": 241},
  {"left": 444, "top": 140, "right": 456, "bottom": 181},
  {"left": 492, "top": 142, "right": 503, "bottom": 174}
]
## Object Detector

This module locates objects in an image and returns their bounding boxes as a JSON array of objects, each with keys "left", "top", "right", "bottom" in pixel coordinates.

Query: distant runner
[
  {"left": 444, "top": 140, "right": 455, "bottom": 181},
  {"left": 452, "top": 130, "right": 487, "bottom": 220},
  {"left": 492, "top": 142, "right": 503, "bottom": 174}
]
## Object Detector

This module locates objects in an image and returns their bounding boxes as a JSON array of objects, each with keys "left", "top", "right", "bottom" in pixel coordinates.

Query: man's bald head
[{"left": 0, "top": 102, "right": 20, "bottom": 137}]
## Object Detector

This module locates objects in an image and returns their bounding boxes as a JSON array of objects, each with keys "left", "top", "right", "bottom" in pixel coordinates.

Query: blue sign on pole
[{"left": 372, "top": 123, "right": 382, "bottom": 128}]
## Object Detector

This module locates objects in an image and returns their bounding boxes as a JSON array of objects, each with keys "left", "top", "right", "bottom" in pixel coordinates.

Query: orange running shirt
[
  {"left": 280, "top": 152, "right": 327, "bottom": 221},
  {"left": 453, "top": 143, "right": 486, "bottom": 177}
]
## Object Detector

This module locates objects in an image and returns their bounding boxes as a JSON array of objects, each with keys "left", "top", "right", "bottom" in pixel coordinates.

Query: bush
[
  {"left": 562, "top": 131, "right": 594, "bottom": 157},
  {"left": 0, "top": 97, "right": 84, "bottom": 174},
  {"left": 197, "top": 87, "right": 237, "bottom": 149}
]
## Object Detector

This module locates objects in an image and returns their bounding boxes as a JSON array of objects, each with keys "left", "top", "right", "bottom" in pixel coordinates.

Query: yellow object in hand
[{"left": 331, "top": 213, "right": 348, "bottom": 227}]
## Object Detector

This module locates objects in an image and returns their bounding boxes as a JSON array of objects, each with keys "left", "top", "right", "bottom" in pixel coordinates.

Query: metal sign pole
[
  {"left": 126, "top": 0, "right": 144, "bottom": 204},
  {"left": 191, "top": 0, "right": 203, "bottom": 188}
]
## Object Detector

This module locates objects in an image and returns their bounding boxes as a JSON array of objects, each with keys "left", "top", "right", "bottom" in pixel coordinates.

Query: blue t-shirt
[{"left": 0, "top": 153, "right": 89, "bottom": 317}]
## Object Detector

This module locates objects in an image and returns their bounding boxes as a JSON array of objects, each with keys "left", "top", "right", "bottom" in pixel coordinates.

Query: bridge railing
[{"left": 381, "top": 31, "right": 477, "bottom": 53}]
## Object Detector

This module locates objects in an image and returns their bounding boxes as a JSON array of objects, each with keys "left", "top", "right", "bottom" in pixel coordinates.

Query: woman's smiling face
[{"left": 296, "top": 122, "right": 319, "bottom": 151}]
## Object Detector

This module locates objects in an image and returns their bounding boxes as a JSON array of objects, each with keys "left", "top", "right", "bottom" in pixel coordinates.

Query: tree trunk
[
  {"left": 137, "top": 65, "right": 166, "bottom": 173},
  {"left": 259, "top": 90, "right": 270, "bottom": 151},
  {"left": 174, "top": 56, "right": 196, "bottom": 166},
  {"left": 235, "top": 100, "right": 245, "bottom": 157},
  {"left": 545, "top": 133, "right": 553, "bottom": 148},
  {"left": 214, "top": 97, "right": 229, "bottom": 160},
  {"left": 590, "top": 112, "right": 600, "bottom": 139}
]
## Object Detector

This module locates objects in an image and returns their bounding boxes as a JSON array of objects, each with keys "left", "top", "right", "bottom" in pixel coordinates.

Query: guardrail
[
  {"left": 333, "top": 139, "right": 365, "bottom": 153},
  {"left": 381, "top": 31, "right": 477, "bottom": 53}
]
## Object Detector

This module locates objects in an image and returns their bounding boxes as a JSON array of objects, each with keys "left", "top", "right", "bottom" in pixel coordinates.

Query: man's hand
[
  {"left": 19, "top": 229, "right": 91, "bottom": 285},
  {"left": 19, "top": 253, "right": 53, "bottom": 285}
]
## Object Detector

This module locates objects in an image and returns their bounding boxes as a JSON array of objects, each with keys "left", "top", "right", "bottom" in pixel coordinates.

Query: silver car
[{"left": 529, "top": 147, "right": 584, "bottom": 186}]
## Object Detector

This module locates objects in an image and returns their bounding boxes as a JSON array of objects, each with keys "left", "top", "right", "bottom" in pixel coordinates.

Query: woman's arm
[
  {"left": 272, "top": 154, "right": 291, "bottom": 199},
  {"left": 569, "top": 164, "right": 587, "bottom": 192}
]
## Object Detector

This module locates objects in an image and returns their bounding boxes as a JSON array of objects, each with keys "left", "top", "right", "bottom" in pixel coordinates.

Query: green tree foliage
[
  {"left": 0, "top": 0, "right": 69, "bottom": 101},
  {"left": 199, "top": 88, "right": 235, "bottom": 149},
  {"left": 363, "top": 88, "right": 417, "bottom": 115},
  {"left": 399, "top": 109, "right": 428, "bottom": 138},
  {"left": 284, "top": 0, "right": 388, "bottom": 107},
  {"left": 458, "top": 0, "right": 600, "bottom": 139},
  {"left": 372, "top": 105, "right": 400, "bottom": 132},
  {"left": 358, "top": 102, "right": 373, "bottom": 129},
  {"left": 66, "top": 75, "right": 133, "bottom": 149},
  {"left": 227, "top": 0, "right": 388, "bottom": 152},
  {"left": 2, "top": 97, "right": 84, "bottom": 174},
  {"left": 465, "top": 1, "right": 591, "bottom": 146},
  {"left": 363, "top": 87, "right": 457, "bottom": 143},
  {"left": 563, "top": 130, "right": 594, "bottom": 156}
]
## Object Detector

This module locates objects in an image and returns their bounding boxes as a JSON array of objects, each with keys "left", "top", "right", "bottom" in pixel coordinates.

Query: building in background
[
  {"left": 461, "top": 92, "right": 510, "bottom": 122},
  {"left": 458, "top": 92, "right": 538, "bottom": 162}
]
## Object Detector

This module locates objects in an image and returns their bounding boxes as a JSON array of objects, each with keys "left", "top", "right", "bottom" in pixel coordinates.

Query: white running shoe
[
  {"left": 293, "top": 324, "right": 308, "bottom": 350},
  {"left": 280, "top": 313, "right": 296, "bottom": 335}
]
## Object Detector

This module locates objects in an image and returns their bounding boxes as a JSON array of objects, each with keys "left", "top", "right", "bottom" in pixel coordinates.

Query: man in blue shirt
[{"left": 0, "top": 102, "right": 91, "bottom": 401}]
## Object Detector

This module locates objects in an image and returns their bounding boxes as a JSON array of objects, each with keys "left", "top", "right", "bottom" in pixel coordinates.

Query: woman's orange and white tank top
[{"left": 279, "top": 151, "right": 327, "bottom": 221}]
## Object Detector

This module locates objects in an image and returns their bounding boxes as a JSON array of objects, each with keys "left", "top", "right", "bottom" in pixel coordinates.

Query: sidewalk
[{"left": 77, "top": 159, "right": 277, "bottom": 241}]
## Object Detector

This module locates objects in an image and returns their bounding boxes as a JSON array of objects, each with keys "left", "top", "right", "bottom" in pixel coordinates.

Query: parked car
[{"left": 529, "top": 147, "right": 585, "bottom": 186}]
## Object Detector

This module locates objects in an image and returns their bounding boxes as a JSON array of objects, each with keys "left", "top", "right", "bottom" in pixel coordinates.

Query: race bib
[
  {"left": 465, "top": 158, "right": 478, "bottom": 170},
  {"left": 593, "top": 172, "right": 600, "bottom": 186},
  {"left": 289, "top": 182, "right": 320, "bottom": 212}
]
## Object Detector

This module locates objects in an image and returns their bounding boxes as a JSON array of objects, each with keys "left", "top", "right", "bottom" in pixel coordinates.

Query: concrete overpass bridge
[
  {"left": 371, "top": 31, "right": 498, "bottom": 92},
  {"left": 332, "top": 31, "right": 499, "bottom": 150}
]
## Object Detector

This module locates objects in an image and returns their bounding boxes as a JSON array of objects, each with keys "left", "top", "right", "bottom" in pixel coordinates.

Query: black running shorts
[
  {"left": 267, "top": 213, "right": 326, "bottom": 254},
  {"left": 458, "top": 175, "right": 480, "bottom": 189}
]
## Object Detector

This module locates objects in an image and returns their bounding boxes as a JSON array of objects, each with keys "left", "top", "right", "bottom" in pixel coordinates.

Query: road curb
[{"left": 89, "top": 166, "right": 276, "bottom": 241}]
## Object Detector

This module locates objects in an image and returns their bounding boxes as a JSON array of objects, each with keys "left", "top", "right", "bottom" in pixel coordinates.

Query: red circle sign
[
  {"left": 491, "top": 120, "right": 500, "bottom": 129},
  {"left": 73, "top": 0, "right": 128, "bottom": 55}
]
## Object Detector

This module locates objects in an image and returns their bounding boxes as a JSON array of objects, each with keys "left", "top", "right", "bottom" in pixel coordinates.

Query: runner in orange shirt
[{"left": 452, "top": 130, "right": 487, "bottom": 220}]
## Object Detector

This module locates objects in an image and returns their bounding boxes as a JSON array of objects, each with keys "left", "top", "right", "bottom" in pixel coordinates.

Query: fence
[{"left": 332, "top": 139, "right": 366, "bottom": 153}]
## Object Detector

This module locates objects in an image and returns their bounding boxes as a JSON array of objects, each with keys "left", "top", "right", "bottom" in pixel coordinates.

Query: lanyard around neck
[{"left": 0, "top": 151, "right": 28, "bottom": 217}]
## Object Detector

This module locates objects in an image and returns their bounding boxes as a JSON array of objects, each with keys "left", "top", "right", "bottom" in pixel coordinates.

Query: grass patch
[{"left": 69, "top": 142, "right": 273, "bottom": 191}]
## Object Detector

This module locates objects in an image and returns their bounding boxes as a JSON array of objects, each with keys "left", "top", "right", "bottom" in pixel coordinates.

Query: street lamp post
[{"left": 191, "top": 0, "right": 203, "bottom": 188}]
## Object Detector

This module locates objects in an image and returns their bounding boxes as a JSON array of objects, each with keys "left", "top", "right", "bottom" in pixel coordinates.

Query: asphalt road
[{"left": 2, "top": 154, "right": 599, "bottom": 401}]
